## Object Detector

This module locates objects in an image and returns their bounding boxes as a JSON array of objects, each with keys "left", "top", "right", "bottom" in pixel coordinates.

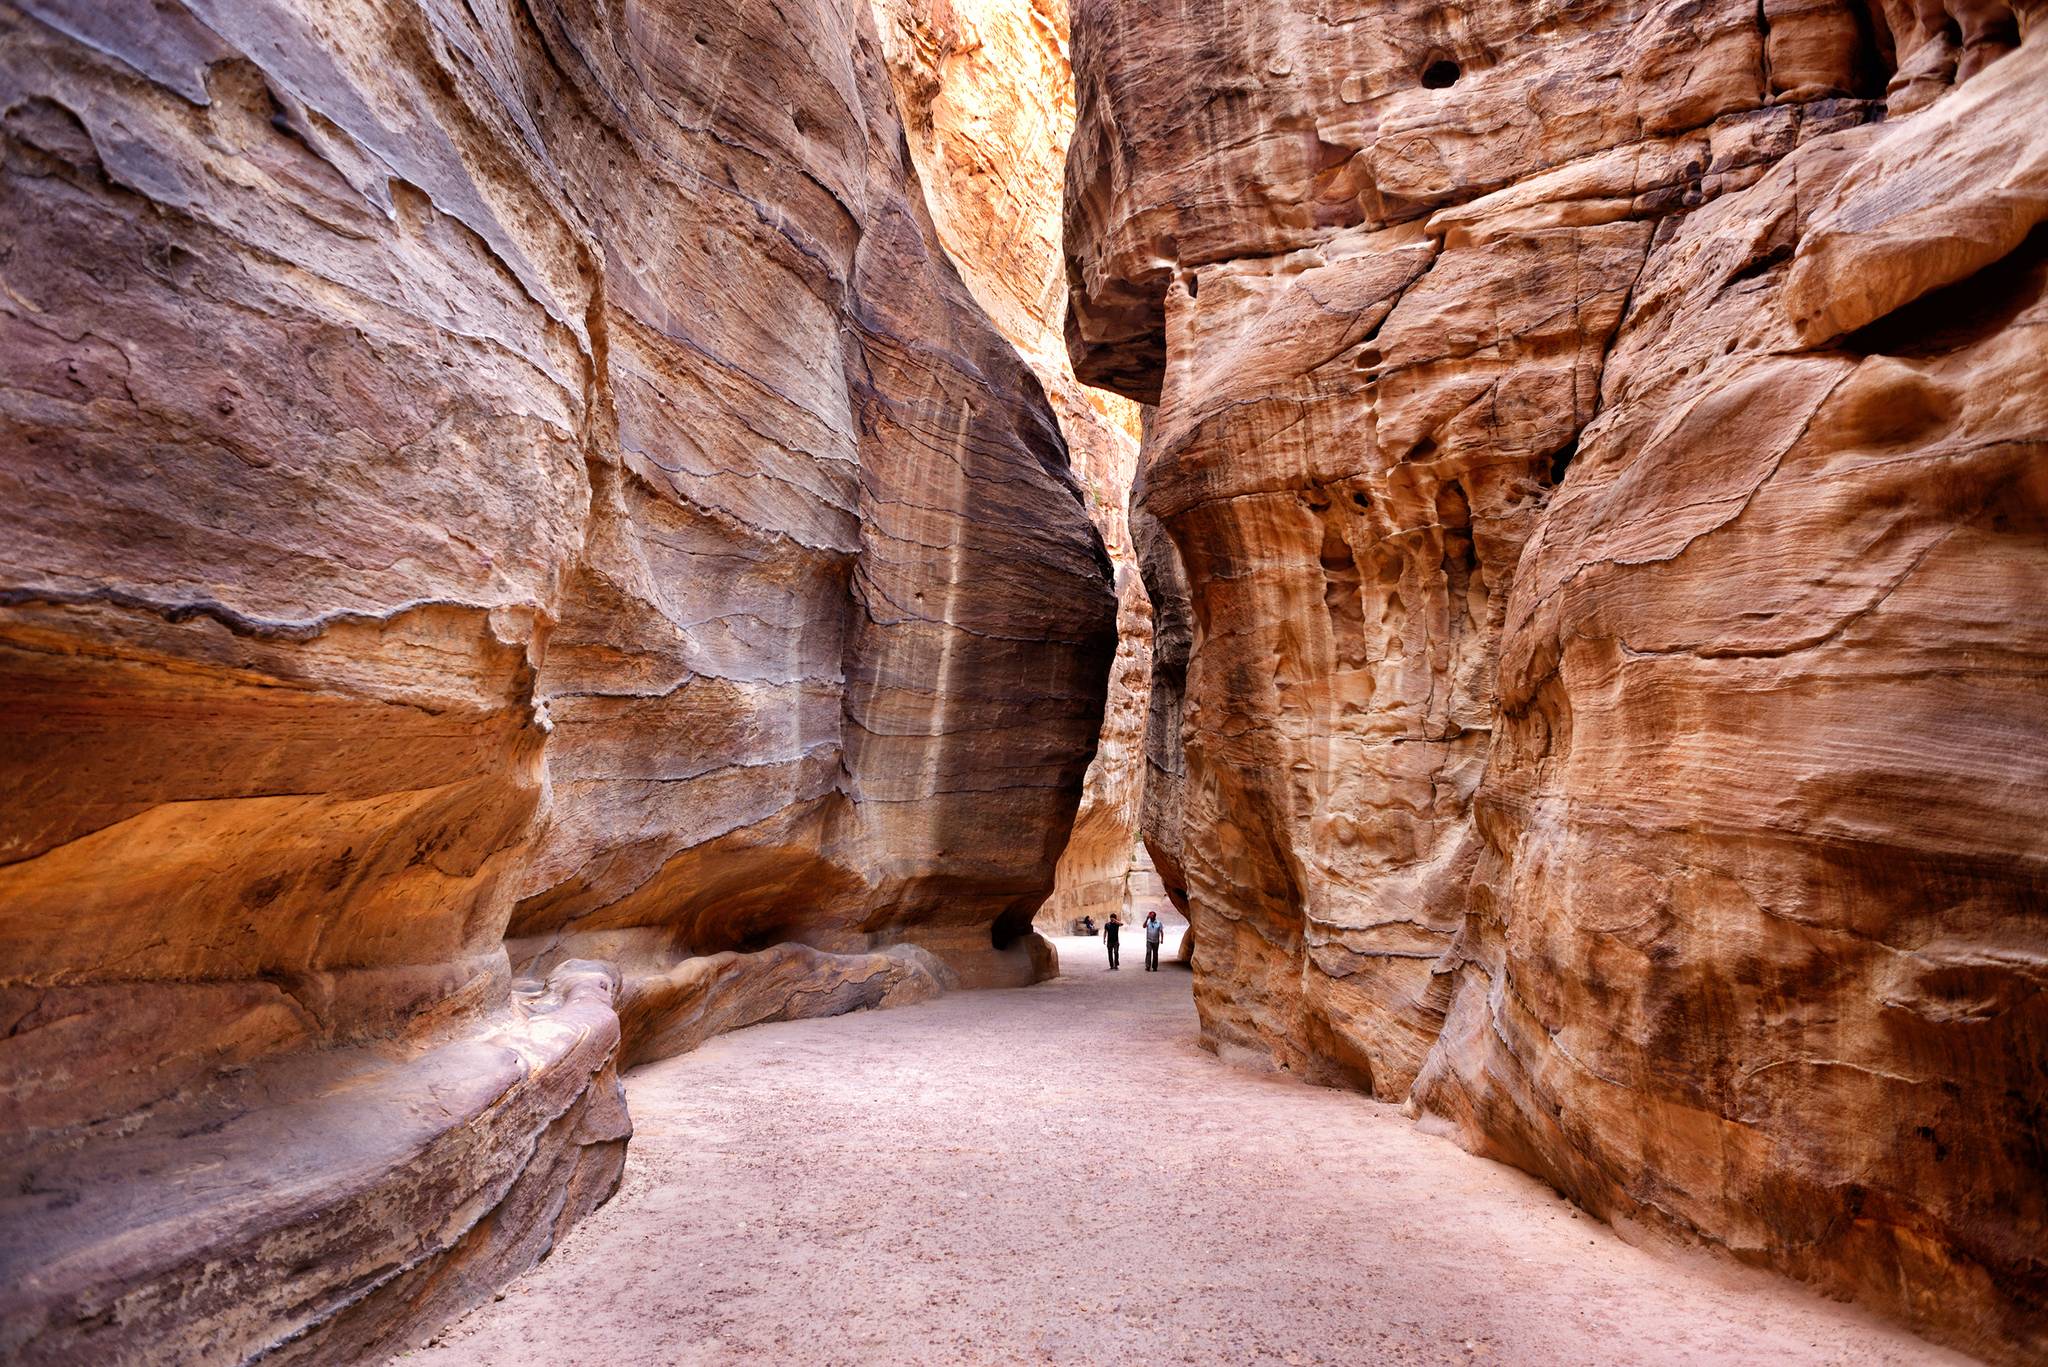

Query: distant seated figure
[{"left": 1079, "top": 915, "right": 1098, "bottom": 936}]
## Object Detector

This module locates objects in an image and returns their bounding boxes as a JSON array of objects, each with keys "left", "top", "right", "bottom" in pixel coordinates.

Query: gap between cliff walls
[{"left": 869, "top": 0, "right": 1166, "bottom": 949}]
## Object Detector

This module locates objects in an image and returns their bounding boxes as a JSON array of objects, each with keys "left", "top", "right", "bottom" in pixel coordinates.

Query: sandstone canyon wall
[
  {"left": 0, "top": 0, "right": 1114, "bottom": 1356},
  {"left": 1068, "top": 0, "right": 2047, "bottom": 1358},
  {"left": 873, "top": 0, "right": 1154, "bottom": 934}
]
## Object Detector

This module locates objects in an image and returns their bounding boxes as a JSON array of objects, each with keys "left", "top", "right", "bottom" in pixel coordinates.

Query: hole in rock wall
[
  {"left": 1435, "top": 479, "right": 1477, "bottom": 613},
  {"left": 1841, "top": 0, "right": 1896, "bottom": 95},
  {"left": 991, "top": 904, "right": 1035, "bottom": 951},
  {"left": 1421, "top": 58, "right": 1461, "bottom": 89},
  {"left": 1319, "top": 514, "right": 1372, "bottom": 671},
  {"left": 1548, "top": 440, "right": 1577, "bottom": 486}
]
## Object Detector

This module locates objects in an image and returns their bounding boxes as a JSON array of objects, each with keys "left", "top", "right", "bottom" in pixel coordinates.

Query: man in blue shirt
[{"left": 1143, "top": 911, "right": 1165, "bottom": 970}]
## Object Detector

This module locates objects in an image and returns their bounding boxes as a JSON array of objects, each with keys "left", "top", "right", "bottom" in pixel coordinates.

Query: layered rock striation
[
  {"left": 1068, "top": 0, "right": 2046, "bottom": 1357},
  {"left": 0, "top": 0, "right": 1113, "bottom": 1355},
  {"left": 875, "top": 0, "right": 1153, "bottom": 933}
]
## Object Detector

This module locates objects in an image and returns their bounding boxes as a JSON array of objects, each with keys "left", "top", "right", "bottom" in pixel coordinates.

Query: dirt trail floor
[{"left": 407, "top": 933, "right": 1971, "bottom": 1366}]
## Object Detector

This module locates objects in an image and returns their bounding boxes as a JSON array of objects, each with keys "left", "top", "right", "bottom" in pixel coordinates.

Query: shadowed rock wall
[
  {"left": 1067, "top": 0, "right": 2047, "bottom": 1357},
  {"left": 1130, "top": 487, "right": 1194, "bottom": 957},
  {"left": 874, "top": 0, "right": 1153, "bottom": 935},
  {"left": 0, "top": 0, "right": 1114, "bottom": 1355}
]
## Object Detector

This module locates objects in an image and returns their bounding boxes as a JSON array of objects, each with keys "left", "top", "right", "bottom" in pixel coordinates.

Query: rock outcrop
[
  {"left": 874, "top": 0, "right": 1152, "bottom": 934},
  {"left": 1068, "top": 0, "right": 2046, "bottom": 1358},
  {"left": 0, "top": 0, "right": 1113, "bottom": 1355}
]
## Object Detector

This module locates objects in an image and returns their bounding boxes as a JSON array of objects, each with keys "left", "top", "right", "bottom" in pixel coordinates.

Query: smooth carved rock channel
[{"left": 1068, "top": 0, "right": 2047, "bottom": 1360}]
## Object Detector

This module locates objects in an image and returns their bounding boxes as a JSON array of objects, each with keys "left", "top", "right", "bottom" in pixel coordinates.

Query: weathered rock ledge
[{"left": 1, "top": 962, "right": 627, "bottom": 1365}]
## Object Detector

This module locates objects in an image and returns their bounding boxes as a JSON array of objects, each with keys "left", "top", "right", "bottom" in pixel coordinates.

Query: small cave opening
[
  {"left": 1548, "top": 439, "right": 1577, "bottom": 487},
  {"left": 990, "top": 902, "right": 1036, "bottom": 951},
  {"left": 1421, "top": 58, "right": 1461, "bottom": 89}
]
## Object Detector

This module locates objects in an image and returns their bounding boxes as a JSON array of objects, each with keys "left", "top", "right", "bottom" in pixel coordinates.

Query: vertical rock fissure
[{"left": 873, "top": 0, "right": 1163, "bottom": 939}]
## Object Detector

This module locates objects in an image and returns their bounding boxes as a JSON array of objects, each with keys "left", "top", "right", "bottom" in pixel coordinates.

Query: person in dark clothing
[
  {"left": 1143, "top": 911, "right": 1164, "bottom": 970},
  {"left": 1103, "top": 912, "right": 1123, "bottom": 969}
]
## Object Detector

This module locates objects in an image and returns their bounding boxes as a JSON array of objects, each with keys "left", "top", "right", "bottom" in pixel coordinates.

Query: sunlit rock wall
[
  {"left": 874, "top": 0, "right": 1152, "bottom": 934},
  {"left": 1067, "top": 0, "right": 2047, "bottom": 1357},
  {"left": 0, "top": 0, "right": 1113, "bottom": 1356}
]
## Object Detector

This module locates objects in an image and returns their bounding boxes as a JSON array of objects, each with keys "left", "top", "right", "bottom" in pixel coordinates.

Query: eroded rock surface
[
  {"left": 1069, "top": 0, "right": 2046, "bottom": 1357},
  {"left": 875, "top": 0, "right": 1152, "bottom": 933},
  {"left": 0, "top": 0, "right": 1113, "bottom": 1354}
]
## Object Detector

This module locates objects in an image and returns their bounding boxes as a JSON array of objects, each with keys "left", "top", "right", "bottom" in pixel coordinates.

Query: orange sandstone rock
[
  {"left": 1069, "top": 0, "right": 2047, "bottom": 1357},
  {"left": 874, "top": 0, "right": 1153, "bottom": 933},
  {"left": 0, "top": 0, "right": 1113, "bottom": 1356}
]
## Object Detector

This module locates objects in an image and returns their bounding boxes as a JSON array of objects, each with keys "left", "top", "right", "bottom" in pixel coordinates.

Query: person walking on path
[
  {"left": 1143, "top": 911, "right": 1164, "bottom": 971},
  {"left": 1103, "top": 912, "right": 1123, "bottom": 970}
]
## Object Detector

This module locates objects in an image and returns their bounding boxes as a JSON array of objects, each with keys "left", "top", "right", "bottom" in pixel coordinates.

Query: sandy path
[{"left": 408, "top": 933, "right": 1967, "bottom": 1366}]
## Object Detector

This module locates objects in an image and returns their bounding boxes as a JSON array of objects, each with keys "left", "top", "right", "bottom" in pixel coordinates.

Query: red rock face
[
  {"left": 1069, "top": 0, "right": 2046, "bottom": 1357},
  {"left": 0, "top": 0, "right": 1112, "bottom": 1356}
]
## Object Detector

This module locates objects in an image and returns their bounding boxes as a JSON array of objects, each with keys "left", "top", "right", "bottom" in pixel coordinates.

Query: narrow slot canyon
[{"left": 0, "top": 0, "right": 2042, "bottom": 1364}]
